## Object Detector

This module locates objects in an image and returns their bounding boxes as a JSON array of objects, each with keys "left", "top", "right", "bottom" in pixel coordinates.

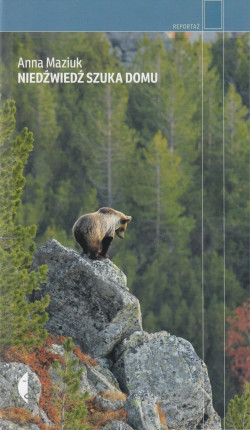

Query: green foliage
[
  {"left": 224, "top": 382, "right": 250, "bottom": 430},
  {"left": 211, "top": 33, "right": 250, "bottom": 108},
  {"left": 0, "top": 99, "right": 49, "bottom": 350},
  {"left": 80, "top": 79, "right": 136, "bottom": 208},
  {"left": 52, "top": 337, "right": 89, "bottom": 430}
]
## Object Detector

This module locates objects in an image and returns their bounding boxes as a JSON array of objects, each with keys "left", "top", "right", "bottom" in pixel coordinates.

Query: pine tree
[
  {"left": 211, "top": 33, "right": 250, "bottom": 108},
  {"left": 139, "top": 130, "right": 189, "bottom": 248},
  {"left": 224, "top": 382, "right": 250, "bottom": 430},
  {"left": 81, "top": 79, "right": 135, "bottom": 208},
  {"left": 224, "top": 84, "right": 249, "bottom": 292},
  {"left": 0, "top": 99, "right": 49, "bottom": 350},
  {"left": 52, "top": 337, "right": 89, "bottom": 430}
]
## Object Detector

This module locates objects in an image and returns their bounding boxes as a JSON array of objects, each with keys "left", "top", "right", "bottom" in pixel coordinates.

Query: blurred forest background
[{"left": 0, "top": 32, "right": 249, "bottom": 417}]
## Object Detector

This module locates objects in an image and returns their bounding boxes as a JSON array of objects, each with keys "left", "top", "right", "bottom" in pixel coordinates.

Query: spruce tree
[
  {"left": 224, "top": 382, "right": 250, "bottom": 429},
  {"left": 0, "top": 99, "right": 49, "bottom": 350},
  {"left": 52, "top": 337, "right": 89, "bottom": 430}
]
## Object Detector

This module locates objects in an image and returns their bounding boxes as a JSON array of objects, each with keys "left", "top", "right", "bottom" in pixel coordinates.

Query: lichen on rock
[
  {"left": 113, "top": 331, "right": 221, "bottom": 429},
  {"left": 32, "top": 239, "right": 142, "bottom": 359}
]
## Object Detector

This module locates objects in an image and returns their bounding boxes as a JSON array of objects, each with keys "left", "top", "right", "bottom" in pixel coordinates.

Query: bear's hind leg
[
  {"left": 100, "top": 236, "right": 113, "bottom": 258},
  {"left": 89, "top": 240, "right": 101, "bottom": 260},
  {"left": 74, "top": 230, "right": 89, "bottom": 255}
]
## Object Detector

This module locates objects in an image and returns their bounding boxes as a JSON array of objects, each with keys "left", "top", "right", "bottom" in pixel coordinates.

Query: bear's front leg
[{"left": 100, "top": 236, "right": 113, "bottom": 258}]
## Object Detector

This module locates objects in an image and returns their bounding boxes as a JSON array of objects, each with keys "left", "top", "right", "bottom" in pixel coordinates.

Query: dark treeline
[{"left": 1, "top": 32, "right": 249, "bottom": 416}]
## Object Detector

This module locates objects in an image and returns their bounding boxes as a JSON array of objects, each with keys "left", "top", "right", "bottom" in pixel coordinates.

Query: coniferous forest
[{"left": 0, "top": 32, "right": 249, "bottom": 418}]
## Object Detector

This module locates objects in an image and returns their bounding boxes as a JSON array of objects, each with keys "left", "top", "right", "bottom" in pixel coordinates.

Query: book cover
[{"left": 0, "top": 1, "right": 249, "bottom": 429}]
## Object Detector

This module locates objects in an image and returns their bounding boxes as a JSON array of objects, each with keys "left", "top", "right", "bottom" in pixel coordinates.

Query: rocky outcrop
[
  {"left": 32, "top": 239, "right": 142, "bottom": 359},
  {"left": 2, "top": 239, "right": 221, "bottom": 429},
  {"left": 113, "top": 331, "right": 221, "bottom": 430}
]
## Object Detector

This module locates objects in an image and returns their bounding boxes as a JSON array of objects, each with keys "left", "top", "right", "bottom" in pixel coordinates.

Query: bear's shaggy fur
[{"left": 72, "top": 207, "right": 132, "bottom": 259}]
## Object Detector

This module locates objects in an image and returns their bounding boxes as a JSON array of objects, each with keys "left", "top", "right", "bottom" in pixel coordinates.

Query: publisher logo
[{"left": 18, "top": 372, "right": 29, "bottom": 403}]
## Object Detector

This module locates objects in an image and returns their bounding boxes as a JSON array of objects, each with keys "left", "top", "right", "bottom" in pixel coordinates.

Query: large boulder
[
  {"left": 32, "top": 239, "right": 142, "bottom": 359},
  {"left": 0, "top": 363, "right": 41, "bottom": 415},
  {"left": 113, "top": 331, "right": 221, "bottom": 430}
]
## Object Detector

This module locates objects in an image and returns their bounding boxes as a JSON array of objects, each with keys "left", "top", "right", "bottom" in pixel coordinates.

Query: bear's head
[{"left": 115, "top": 215, "right": 132, "bottom": 239}]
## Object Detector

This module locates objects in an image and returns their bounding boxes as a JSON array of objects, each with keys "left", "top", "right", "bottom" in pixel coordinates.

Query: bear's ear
[{"left": 123, "top": 216, "right": 132, "bottom": 223}]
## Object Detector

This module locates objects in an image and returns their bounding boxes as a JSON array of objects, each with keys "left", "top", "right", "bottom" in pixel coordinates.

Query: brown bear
[{"left": 72, "top": 207, "right": 132, "bottom": 259}]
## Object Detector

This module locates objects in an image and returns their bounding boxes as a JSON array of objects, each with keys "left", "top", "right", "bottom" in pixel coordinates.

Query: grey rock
[
  {"left": 46, "top": 342, "right": 65, "bottom": 356},
  {"left": 32, "top": 239, "right": 142, "bottom": 358},
  {"left": 102, "top": 421, "right": 134, "bottom": 430},
  {"left": 48, "top": 343, "right": 122, "bottom": 404},
  {"left": 49, "top": 354, "right": 92, "bottom": 398},
  {"left": 39, "top": 408, "right": 53, "bottom": 427},
  {"left": 114, "top": 330, "right": 151, "bottom": 361},
  {"left": 113, "top": 331, "right": 221, "bottom": 430},
  {"left": 96, "top": 356, "right": 114, "bottom": 369},
  {"left": 0, "top": 419, "right": 40, "bottom": 430},
  {"left": 86, "top": 365, "right": 121, "bottom": 395},
  {"left": 0, "top": 363, "right": 41, "bottom": 415},
  {"left": 48, "top": 343, "right": 92, "bottom": 394},
  {"left": 125, "top": 392, "right": 163, "bottom": 430},
  {"left": 95, "top": 394, "right": 125, "bottom": 411},
  {"left": 94, "top": 364, "right": 120, "bottom": 389},
  {"left": 48, "top": 344, "right": 93, "bottom": 397}
]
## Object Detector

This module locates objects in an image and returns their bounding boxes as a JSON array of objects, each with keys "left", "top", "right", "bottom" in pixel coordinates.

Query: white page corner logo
[{"left": 18, "top": 372, "right": 29, "bottom": 403}]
